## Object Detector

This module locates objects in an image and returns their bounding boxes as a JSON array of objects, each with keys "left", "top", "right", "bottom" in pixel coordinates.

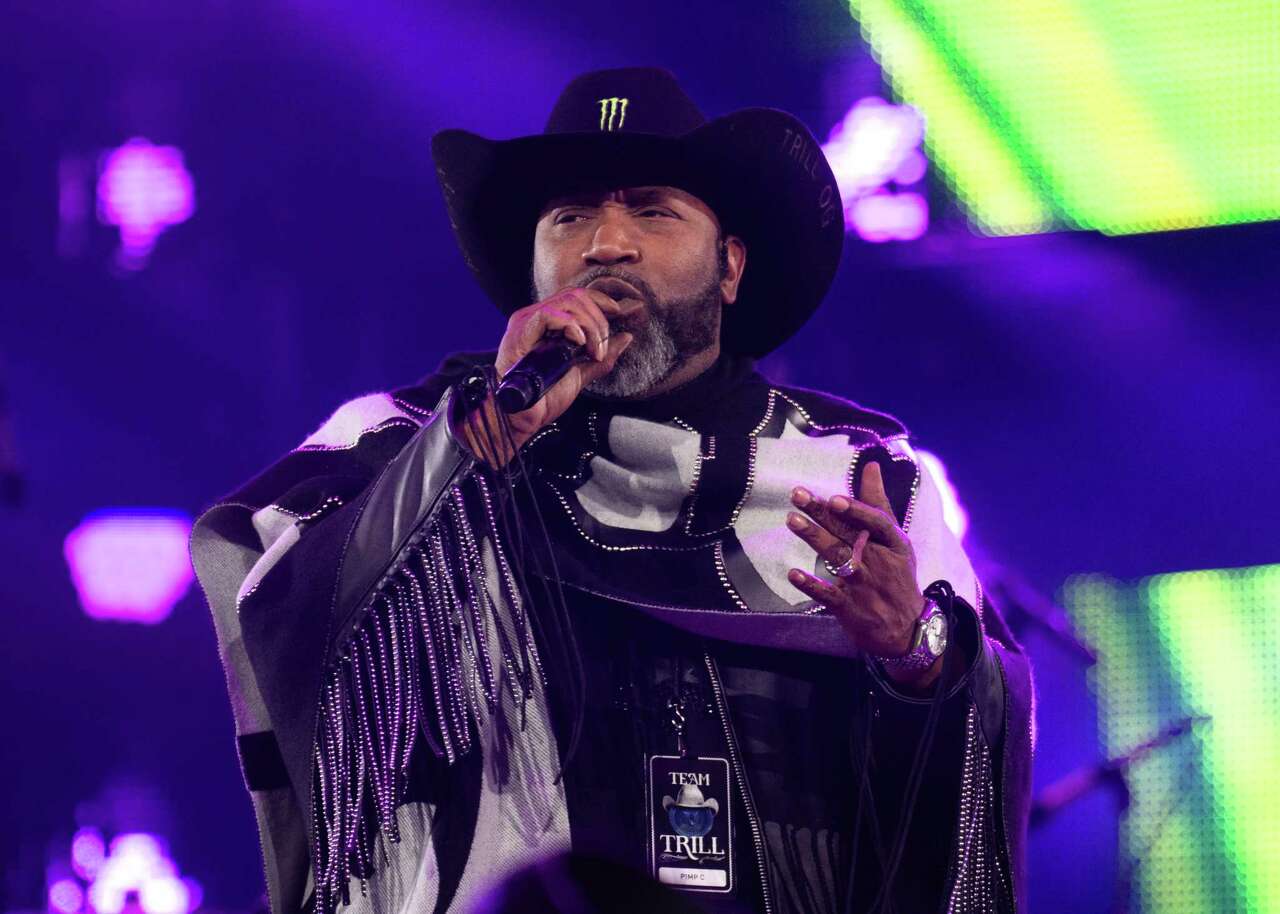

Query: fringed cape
[{"left": 191, "top": 350, "right": 1033, "bottom": 914}]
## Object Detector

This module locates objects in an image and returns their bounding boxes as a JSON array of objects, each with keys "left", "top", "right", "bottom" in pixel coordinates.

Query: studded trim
[
  {"left": 390, "top": 396, "right": 435, "bottom": 418},
  {"left": 534, "top": 411, "right": 600, "bottom": 483},
  {"left": 683, "top": 435, "right": 716, "bottom": 535},
  {"left": 760, "top": 388, "right": 921, "bottom": 529},
  {"left": 773, "top": 389, "right": 909, "bottom": 441},
  {"left": 944, "top": 705, "right": 1013, "bottom": 912},
  {"left": 546, "top": 481, "right": 710, "bottom": 553},
  {"left": 901, "top": 457, "right": 924, "bottom": 535},
  {"left": 748, "top": 389, "right": 781, "bottom": 437},
  {"left": 518, "top": 385, "right": 920, "bottom": 623},
  {"left": 842, "top": 447, "right": 864, "bottom": 499},
  {"left": 295, "top": 417, "right": 422, "bottom": 452},
  {"left": 713, "top": 539, "right": 751, "bottom": 611},
  {"left": 728, "top": 436, "right": 757, "bottom": 526},
  {"left": 270, "top": 495, "right": 344, "bottom": 522},
  {"left": 523, "top": 423, "right": 561, "bottom": 450},
  {"left": 551, "top": 411, "right": 599, "bottom": 483}
]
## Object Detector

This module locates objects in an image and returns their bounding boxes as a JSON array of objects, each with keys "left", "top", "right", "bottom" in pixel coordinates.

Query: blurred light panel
[
  {"left": 96, "top": 138, "right": 195, "bottom": 269},
  {"left": 1064, "top": 563, "right": 1280, "bottom": 912},
  {"left": 63, "top": 510, "right": 195, "bottom": 624},
  {"left": 847, "top": 0, "right": 1280, "bottom": 235}
]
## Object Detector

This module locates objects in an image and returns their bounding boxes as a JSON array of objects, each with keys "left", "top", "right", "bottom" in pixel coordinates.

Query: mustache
[{"left": 576, "top": 268, "right": 656, "bottom": 305}]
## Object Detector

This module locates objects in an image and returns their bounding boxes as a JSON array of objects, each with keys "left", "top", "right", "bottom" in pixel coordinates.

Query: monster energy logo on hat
[{"left": 598, "top": 97, "right": 630, "bottom": 131}]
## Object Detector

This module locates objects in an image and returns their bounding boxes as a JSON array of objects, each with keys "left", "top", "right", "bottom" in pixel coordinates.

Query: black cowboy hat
[{"left": 430, "top": 67, "right": 844, "bottom": 358}]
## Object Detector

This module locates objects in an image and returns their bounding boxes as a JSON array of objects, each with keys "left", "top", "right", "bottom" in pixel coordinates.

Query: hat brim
[
  {"left": 662, "top": 796, "right": 720, "bottom": 814},
  {"left": 431, "top": 108, "right": 844, "bottom": 358}
]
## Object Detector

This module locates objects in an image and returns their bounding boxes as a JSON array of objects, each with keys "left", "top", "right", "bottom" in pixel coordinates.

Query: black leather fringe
[{"left": 310, "top": 478, "right": 539, "bottom": 912}]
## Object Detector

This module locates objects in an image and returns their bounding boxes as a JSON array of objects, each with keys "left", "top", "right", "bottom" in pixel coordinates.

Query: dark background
[{"left": 2, "top": 1, "right": 1276, "bottom": 911}]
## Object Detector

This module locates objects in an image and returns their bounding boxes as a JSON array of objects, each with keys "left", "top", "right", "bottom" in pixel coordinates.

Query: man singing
[{"left": 193, "top": 67, "right": 1033, "bottom": 914}]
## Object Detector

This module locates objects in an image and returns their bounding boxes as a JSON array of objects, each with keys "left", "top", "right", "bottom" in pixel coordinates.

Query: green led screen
[
  {"left": 847, "top": 1, "right": 1280, "bottom": 236},
  {"left": 1064, "top": 564, "right": 1280, "bottom": 913}
]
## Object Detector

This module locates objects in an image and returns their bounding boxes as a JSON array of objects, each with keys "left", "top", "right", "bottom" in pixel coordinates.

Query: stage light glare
[
  {"left": 96, "top": 138, "right": 195, "bottom": 270},
  {"left": 48, "top": 878, "right": 84, "bottom": 914},
  {"left": 71, "top": 827, "right": 107, "bottom": 879},
  {"left": 916, "top": 448, "right": 969, "bottom": 540},
  {"left": 55, "top": 830, "right": 203, "bottom": 914},
  {"left": 824, "top": 97, "right": 927, "bottom": 201},
  {"left": 90, "top": 834, "right": 180, "bottom": 914},
  {"left": 63, "top": 510, "right": 195, "bottom": 624},
  {"left": 181, "top": 878, "right": 204, "bottom": 913},
  {"left": 849, "top": 191, "right": 929, "bottom": 242},
  {"left": 892, "top": 149, "right": 928, "bottom": 187},
  {"left": 139, "top": 876, "right": 189, "bottom": 914}
]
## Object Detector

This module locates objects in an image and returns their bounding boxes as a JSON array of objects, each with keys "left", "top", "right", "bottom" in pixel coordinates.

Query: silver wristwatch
[{"left": 876, "top": 598, "right": 948, "bottom": 673}]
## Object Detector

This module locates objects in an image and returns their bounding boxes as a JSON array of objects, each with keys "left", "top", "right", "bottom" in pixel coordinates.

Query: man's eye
[
  {"left": 555, "top": 213, "right": 585, "bottom": 224},
  {"left": 639, "top": 209, "right": 673, "bottom": 218}
]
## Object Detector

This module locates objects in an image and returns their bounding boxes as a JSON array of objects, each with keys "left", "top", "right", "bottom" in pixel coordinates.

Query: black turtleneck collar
[{"left": 574, "top": 350, "right": 771, "bottom": 432}]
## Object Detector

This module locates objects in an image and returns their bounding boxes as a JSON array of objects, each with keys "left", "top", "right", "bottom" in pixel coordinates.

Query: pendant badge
[{"left": 647, "top": 754, "right": 735, "bottom": 893}]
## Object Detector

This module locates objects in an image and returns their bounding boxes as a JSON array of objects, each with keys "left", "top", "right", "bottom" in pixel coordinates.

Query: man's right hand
[{"left": 454, "top": 287, "right": 637, "bottom": 468}]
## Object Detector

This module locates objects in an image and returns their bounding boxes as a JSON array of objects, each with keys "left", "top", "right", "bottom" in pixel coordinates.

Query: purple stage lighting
[
  {"left": 916, "top": 448, "right": 970, "bottom": 541},
  {"left": 96, "top": 138, "right": 195, "bottom": 270},
  {"left": 84, "top": 833, "right": 200, "bottom": 914},
  {"left": 892, "top": 149, "right": 928, "bottom": 186},
  {"left": 822, "top": 97, "right": 930, "bottom": 243},
  {"left": 824, "top": 97, "right": 926, "bottom": 196},
  {"left": 71, "top": 827, "right": 107, "bottom": 880},
  {"left": 63, "top": 510, "right": 195, "bottom": 624},
  {"left": 849, "top": 191, "right": 929, "bottom": 243},
  {"left": 58, "top": 155, "right": 93, "bottom": 260},
  {"left": 48, "top": 878, "right": 84, "bottom": 914}
]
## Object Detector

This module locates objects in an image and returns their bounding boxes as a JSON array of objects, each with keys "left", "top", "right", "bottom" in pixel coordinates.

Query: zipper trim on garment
[
  {"left": 704, "top": 652, "right": 775, "bottom": 914},
  {"left": 993, "top": 651, "right": 1017, "bottom": 910}
]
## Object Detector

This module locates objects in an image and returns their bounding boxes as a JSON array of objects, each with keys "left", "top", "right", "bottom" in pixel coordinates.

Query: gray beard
[
  {"left": 586, "top": 274, "right": 722, "bottom": 398},
  {"left": 585, "top": 315, "right": 678, "bottom": 397}
]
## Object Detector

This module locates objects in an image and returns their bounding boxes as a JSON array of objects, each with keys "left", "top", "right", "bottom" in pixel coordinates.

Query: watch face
[{"left": 924, "top": 614, "right": 948, "bottom": 656}]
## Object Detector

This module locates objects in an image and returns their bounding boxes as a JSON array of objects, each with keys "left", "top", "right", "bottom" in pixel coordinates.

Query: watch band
[{"left": 874, "top": 597, "right": 946, "bottom": 673}]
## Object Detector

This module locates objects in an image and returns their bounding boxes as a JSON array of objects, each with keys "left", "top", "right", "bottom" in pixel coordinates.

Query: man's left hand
[{"left": 785, "top": 461, "right": 941, "bottom": 690}]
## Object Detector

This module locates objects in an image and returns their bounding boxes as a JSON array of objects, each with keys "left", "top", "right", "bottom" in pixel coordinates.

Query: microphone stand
[
  {"left": 974, "top": 555, "right": 1098, "bottom": 665},
  {"left": 1030, "top": 715, "right": 1208, "bottom": 828},
  {"left": 1029, "top": 716, "right": 1211, "bottom": 914},
  {"left": 964, "top": 547, "right": 1198, "bottom": 910}
]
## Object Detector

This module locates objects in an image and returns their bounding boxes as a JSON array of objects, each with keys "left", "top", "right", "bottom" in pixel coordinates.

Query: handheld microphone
[{"left": 494, "top": 335, "right": 592, "bottom": 413}]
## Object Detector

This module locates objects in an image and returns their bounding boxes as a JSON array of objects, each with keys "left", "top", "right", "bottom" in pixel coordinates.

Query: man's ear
[{"left": 721, "top": 235, "right": 747, "bottom": 306}]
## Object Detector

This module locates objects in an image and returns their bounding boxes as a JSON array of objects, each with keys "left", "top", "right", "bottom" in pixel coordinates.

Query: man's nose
[{"left": 582, "top": 212, "right": 640, "bottom": 265}]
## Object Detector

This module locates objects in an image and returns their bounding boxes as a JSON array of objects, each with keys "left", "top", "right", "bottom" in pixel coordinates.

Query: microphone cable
[
  {"left": 458, "top": 362, "right": 588, "bottom": 783},
  {"left": 846, "top": 579, "right": 960, "bottom": 914},
  {"left": 873, "top": 580, "right": 959, "bottom": 914}
]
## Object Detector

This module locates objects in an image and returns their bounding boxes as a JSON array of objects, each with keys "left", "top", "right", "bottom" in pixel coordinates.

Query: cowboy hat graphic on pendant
[{"left": 663, "top": 782, "right": 720, "bottom": 838}]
